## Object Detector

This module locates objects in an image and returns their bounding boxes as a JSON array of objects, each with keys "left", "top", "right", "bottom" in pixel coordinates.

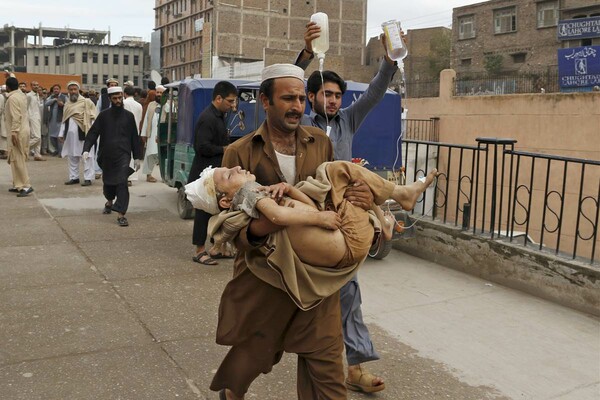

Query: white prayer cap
[
  {"left": 107, "top": 86, "right": 123, "bottom": 95},
  {"left": 124, "top": 80, "right": 134, "bottom": 87},
  {"left": 261, "top": 63, "right": 304, "bottom": 83},
  {"left": 184, "top": 166, "right": 220, "bottom": 215},
  {"left": 156, "top": 85, "right": 166, "bottom": 91},
  {"left": 67, "top": 81, "right": 80, "bottom": 89}
]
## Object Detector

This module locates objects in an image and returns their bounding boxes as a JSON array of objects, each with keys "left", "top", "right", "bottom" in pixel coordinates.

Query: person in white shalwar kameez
[
  {"left": 123, "top": 85, "right": 142, "bottom": 183},
  {"left": 26, "top": 81, "right": 45, "bottom": 161},
  {"left": 59, "top": 82, "right": 97, "bottom": 186},
  {"left": 139, "top": 85, "right": 164, "bottom": 182}
]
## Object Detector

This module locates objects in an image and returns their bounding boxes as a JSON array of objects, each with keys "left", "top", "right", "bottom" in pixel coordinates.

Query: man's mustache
[{"left": 285, "top": 112, "right": 302, "bottom": 119}]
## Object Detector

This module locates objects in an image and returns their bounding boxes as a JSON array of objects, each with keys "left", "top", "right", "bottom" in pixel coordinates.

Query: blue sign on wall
[
  {"left": 558, "top": 17, "right": 600, "bottom": 41},
  {"left": 558, "top": 46, "right": 600, "bottom": 89}
]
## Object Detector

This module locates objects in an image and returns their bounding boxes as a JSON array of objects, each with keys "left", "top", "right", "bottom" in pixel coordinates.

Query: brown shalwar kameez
[{"left": 211, "top": 122, "right": 347, "bottom": 399}]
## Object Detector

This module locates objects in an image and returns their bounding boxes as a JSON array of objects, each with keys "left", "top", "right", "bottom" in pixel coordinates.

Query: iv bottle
[
  {"left": 310, "top": 12, "right": 329, "bottom": 59},
  {"left": 382, "top": 20, "right": 408, "bottom": 61}
]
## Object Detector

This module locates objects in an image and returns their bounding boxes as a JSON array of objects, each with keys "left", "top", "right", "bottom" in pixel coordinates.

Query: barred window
[
  {"left": 494, "top": 7, "right": 517, "bottom": 34},
  {"left": 537, "top": 1, "right": 559, "bottom": 28},
  {"left": 458, "top": 15, "right": 476, "bottom": 39}
]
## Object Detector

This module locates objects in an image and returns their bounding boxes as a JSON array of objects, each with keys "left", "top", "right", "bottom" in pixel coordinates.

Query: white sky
[{"left": 0, "top": 0, "right": 487, "bottom": 45}]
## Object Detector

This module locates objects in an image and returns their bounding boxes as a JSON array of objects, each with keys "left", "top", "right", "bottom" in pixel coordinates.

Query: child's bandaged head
[{"left": 185, "top": 166, "right": 220, "bottom": 215}]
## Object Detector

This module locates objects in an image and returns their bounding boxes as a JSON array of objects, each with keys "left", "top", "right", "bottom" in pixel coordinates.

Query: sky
[{"left": 0, "top": 0, "right": 487, "bottom": 45}]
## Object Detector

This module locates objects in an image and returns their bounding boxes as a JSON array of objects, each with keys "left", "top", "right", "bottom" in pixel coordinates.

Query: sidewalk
[{"left": 0, "top": 157, "right": 598, "bottom": 400}]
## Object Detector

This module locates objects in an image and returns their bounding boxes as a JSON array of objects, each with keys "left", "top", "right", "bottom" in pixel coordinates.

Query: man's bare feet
[
  {"left": 346, "top": 364, "right": 385, "bottom": 393},
  {"left": 222, "top": 388, "right": 244, "bottom": 400},
  {"left": 393, "top": 168, "right": 438, "bottom": 211}
]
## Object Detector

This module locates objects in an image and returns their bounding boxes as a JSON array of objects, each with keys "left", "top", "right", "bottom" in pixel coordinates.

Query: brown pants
[
  {"left": 8, "top": 133, "right": 31, "bottom": 190},
  {"left": 210, "top": 267, "right": 347, "bottom": 399}
]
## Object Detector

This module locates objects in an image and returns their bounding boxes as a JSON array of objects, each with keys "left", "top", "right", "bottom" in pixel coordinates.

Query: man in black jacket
[{"left": 188, "top": 81, "right": 238, "bottom": 264}]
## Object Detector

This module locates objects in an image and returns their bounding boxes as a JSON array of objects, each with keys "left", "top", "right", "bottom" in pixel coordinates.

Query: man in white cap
[
  {"left": 59, "top": 81, "right": 97, "bottom": 186},
  {"left": 83, "top": 86, "right": 143, "bottom": 227},
  {"left": 26, "top": 80, "right": 45, "bottom": 161},
  {"left": 209, "top": 63, "right": 372, "bottom": 400}
]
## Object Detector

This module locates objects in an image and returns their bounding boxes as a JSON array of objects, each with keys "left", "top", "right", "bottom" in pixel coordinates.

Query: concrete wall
[
  {"left": 404, "top": 69, "right": 600, "bottom": 264},
  {"left": 394, "top": 219, "right": 600, "bottom": 317}
]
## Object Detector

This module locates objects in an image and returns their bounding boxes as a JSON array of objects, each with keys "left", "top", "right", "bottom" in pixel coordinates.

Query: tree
[
  {"left": 427, "top": 30, "right": 451, "bottom": 79},
  {"left": 484, "top": 54, "right": 504, "bottom": 76}
]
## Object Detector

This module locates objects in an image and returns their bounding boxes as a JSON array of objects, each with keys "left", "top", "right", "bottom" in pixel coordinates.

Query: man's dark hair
[
  {"left": 51, "top": 84, "right": 61, "bottom": 91},
  {"left": 124, "top": 85, "right": 135, "bottom": 97},
  {"left": 100, "top": 87, "right": 108, "bottom": 95},
  {"left": 6, "top": 77, "right": 18, "bottom": 91},
  {"left": 259, "top": 78, "right": 275, "bottom": 105},
  {"left": 161, "top": 77, "right": 170, "bottom": 85},
  {"left": 148, "top": 81, "right": 156, "bottom": 90},
  {"left": 306, "top": 70, "right": 347, "bottom": 97},
  {"left": 212, "top": 81, "right": 237, "bottom": 100}
]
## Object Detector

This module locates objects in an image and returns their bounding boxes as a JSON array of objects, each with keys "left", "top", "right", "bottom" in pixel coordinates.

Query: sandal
[
  {"left": 209, "top": 252, "right": 235, "bottom": 259},
  {"left": 192, "top": 251, "right": 218, "bottom": 265},
  {"left": 103, "top": 202, "right": 113, "bottom": 214},
  {"left": 345, "top": 365, "right": 385, "bottom": 393}
]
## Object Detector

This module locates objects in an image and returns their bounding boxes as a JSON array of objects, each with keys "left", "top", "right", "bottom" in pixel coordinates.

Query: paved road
[{"left": 1, "top": 157, "right": 598, "bottom": 399}]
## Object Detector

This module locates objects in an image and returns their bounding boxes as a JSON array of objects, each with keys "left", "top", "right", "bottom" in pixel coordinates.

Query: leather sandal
[
  {"left": 103, "top": 202, "right": 113, "bottom": 214},
  {"left": 192, "top": 251, "right": 218, "bottom": 265},
  {"left": 345, "top": 365, "right": 385, "bottom": 393}
]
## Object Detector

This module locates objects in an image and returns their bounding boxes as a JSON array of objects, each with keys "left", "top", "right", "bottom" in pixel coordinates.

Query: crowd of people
[{"left": 1, "top": 21, "right": 437, "bottom": 400}]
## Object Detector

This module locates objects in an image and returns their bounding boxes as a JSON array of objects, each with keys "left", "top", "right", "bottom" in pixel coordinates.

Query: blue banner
[
  {"left": 558, "top": 17, "right": 600, "bottom": 40},
  {"left": 558, "top": 46, "right": 600, "bottom": 89}
]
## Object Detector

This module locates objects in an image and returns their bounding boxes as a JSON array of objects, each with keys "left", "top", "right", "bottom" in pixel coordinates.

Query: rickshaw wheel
[
  {"left": 368, "top": 236, "right": 392, "bottom": 260},
  {"left": 177, "top": 187, "right": 195, "bottom": 219}
]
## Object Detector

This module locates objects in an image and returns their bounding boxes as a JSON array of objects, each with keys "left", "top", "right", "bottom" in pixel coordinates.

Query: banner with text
[
  {"left": 558, "top": 46, "right": 600, "bottom": 89},
  {"left": 558, "top": 17, "right": 600, "bottom": 41}
]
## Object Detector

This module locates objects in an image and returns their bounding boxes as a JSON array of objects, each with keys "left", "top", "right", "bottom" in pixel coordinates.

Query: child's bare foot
[
  {"left": 382, "top": 211, "right": 395, "bottom": 241},
  {"left": 393, "top": 169, "right": 438, "bottom": 211}
]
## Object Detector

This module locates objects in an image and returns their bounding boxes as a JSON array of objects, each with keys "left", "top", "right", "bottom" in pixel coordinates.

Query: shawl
[{"left": 62, "top": 95, "right": 97, "bottom": 134}]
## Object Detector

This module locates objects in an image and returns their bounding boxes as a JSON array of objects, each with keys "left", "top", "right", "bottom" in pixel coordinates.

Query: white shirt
[
  {"left": 123, "top": 97, "right": 143, "bottom": 134},
  {"left": 275, "top": 151, "right": 297, "bottom": 185}
]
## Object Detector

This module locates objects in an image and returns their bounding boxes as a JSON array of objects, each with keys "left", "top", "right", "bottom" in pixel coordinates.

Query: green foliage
[
  {"left": 484, "top": 54, "right": 504, "bottom": 76},
  {"left": 427, "top": 30, "right": 451, "bottom": 78}
]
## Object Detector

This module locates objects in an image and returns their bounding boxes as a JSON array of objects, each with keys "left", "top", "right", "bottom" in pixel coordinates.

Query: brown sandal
[
  {"left": 345, "top": 365, "right": 385, "bottom": 393},
  {"left": 192, "top": 251, "right": 218, "bottom": 265}
]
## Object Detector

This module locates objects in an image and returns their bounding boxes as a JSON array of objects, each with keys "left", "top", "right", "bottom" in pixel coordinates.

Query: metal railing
[
  {"left": 403, "top": 138, "right": 600, "bottom": 264},
  {"left": 404, "top": 118, "right": 439, "bottom": 142},
  {"left": 455, "top": 70, "right": 560, "bottom": 96}
]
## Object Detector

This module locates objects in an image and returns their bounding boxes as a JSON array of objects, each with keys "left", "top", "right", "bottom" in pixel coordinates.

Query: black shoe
[
  {"left": 117, "top": 216, "right": 129, "bottom": 227},
  {"left": 8, "top": 187, "right": 19, "bottom": 193},
  {"left": 81, "top": 180, "right": 92, "bottom": 186},
  {"left": 64, "top": 179, "right": 80, "bottom": 185},
  {"left": 16, "top": 187, "right": 34, "bottom": 197},
  {"left": 103, "top": 202, "right": 113, "bottom": 214}
]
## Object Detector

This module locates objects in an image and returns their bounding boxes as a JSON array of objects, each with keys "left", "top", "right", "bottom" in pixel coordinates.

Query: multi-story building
[
  {"left": 451, "top": 0, "right": 600, "bottom": 75},
  {"left": 26, "top": 37, "right": 147, "bottom": 92},
  {"left": 154, "top": 0, "right": 368, "bottom": 80},
  {"left": 0, "top": 25, "right": 110, "bottom": 72}
]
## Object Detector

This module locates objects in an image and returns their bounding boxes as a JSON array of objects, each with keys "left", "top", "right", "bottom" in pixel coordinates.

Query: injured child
[{"left": 186, "top": 161, "right": 437, "bottom": 269}]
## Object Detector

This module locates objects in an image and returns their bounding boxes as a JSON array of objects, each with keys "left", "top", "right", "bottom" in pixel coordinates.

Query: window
[
  {"left": 34, "top": 56, "right": 39, "bottom": 66},
  {"left": 494, "top": 7, "right": 517, "bottom": 34},
  {"left": 124, "top": 55, "right": 129, "bottom": 65},
  {"left": 537, "top": 1, "right": 558, "bottom": 28},
  {"left": 103, "top": 53, "right": 109, "bottom": 64},
  {"left": 123, "top": 75, "right": 129, "bottom": 83},
  {"left": 461, "top": 58, "right": 472, "bottom": 66},
  {"left": 458, "top": 15, "right": 475, "bottom": 39},
  {"left": 92, "top": 52, "right": 98, "bottom": 63},
  {"left": 44, "top": 56, "right": 49, "bottom": 66},
  {"left": 103, "top": 74, "right": 108, "bottom": 83},
  {"left": 113, "top": 54, "right": 119, "bottom": 64},
  {"left": 69, "top": 53, "right": 75, "bottom": 63},
  {"left": 82, "top": 74, "right": 88, "bottom": 84},
  {"left": 134, "top": 55, "right": 139, "bottom": 65},
  {"left": 511, "top": 53, "right": 526, "bottom": 63},
  {"left": 55, "top": 56, "right": 60, "bottom": 66},
  {"left": 82, "top": 52, "right": 88, "bottom": 63},
  {"left": 92, "top": 74, "right": 98, "bottom": 84},
  {"left": 134, "top": 76, "right": 139, "bottom": 86}
]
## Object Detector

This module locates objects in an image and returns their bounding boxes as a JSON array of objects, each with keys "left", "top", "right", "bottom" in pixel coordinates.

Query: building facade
[
  {"left": 154, "top": 0, "right": 367, "bottom": 80},
  {"left": 26, "top": 40, "right": 147, "bottom": 92},
  {"left": 451, "top": 0, "right": 600, "bottom": 75}
]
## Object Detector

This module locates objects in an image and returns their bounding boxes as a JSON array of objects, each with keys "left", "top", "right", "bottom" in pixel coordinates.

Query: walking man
[
  {"left": 123, "top": 85, "right": 142, "bottom": 185},
  {"left": 27, "top": 80, "right": 45, "bottom": 161},
  {"left": 189, "top": 80, "right": 238, "bottom": 265},
  {"left": 83, "top": 86, "right": 143, "bottom": 227},
  {"left": 4, "top": 77, "right": 33, "bottom": 197},
  {"left": 139, "top": 85, "right": 164, "bottom": 182},
  {"left": 59, "top": 81, "right": 97, "bottom": 186},
  {"left": 294, "top": 21, "right": 399, "bottom": 393},
  {"left": 0, "top": 85, "right": 7, "bottom": 159}
]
